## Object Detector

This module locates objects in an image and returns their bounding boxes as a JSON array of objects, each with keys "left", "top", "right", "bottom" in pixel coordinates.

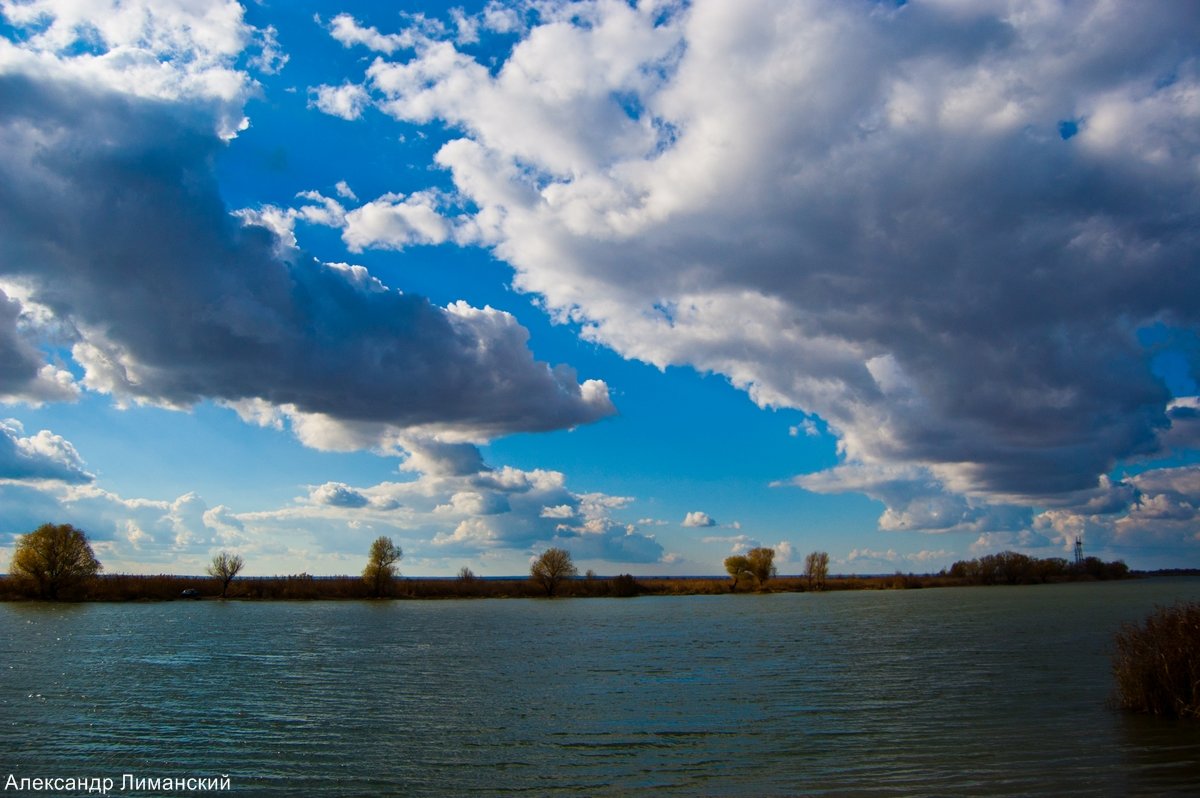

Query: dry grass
[
  {"left": 639, "top": 577, "right": 734, "bottom": 595},
  {"left": 1112, "top": 602, "right": 1200, "bottom": 718}
]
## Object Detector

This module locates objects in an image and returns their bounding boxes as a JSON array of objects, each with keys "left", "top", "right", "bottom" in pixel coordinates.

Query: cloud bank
[
  {"left": 0, "top": 2, "right": 613, "bottom": 449},
  {"left": 314, "top": 0, "right": 1200, "bottom": 543},
  {"left": 0, "top": 431, "right": 667, "bottom": 572}
]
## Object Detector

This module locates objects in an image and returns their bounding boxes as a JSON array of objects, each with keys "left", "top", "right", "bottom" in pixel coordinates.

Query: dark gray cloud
[
  {"left": 402, "top": 438, "right": 488, "bottom": 477},
  {"left": 0, "top": 287, "right": 76, "bottom": 404},
  {"left": 0, "top": 72, "right": 613, "bottom": 443},
  {"left": 0, "top": 290, "right": 47, "bottom": 398}
]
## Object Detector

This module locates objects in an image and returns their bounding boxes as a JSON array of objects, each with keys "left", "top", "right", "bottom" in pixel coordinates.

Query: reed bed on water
[{"left": 1112, "top": 601, "right": 1200, "bottom": 718}]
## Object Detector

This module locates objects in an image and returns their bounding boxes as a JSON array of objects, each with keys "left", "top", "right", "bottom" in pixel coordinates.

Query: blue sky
[{"left": 1, "top": 0, "right": 1198, "bottom": 577}]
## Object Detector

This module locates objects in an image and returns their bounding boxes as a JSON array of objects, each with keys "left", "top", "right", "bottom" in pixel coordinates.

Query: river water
[{"left": 2, "top": 578, "right": 1199, "bottom": 796}]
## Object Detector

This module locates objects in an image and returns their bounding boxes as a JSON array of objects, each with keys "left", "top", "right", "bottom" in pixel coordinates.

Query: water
[{"left": 3, "top": 578, "right": 1200, "bottom": 796}]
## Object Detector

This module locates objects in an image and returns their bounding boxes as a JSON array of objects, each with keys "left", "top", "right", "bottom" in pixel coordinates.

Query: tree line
[
  {"left": 0, "top": 524, "right": 637, "bottom": 601},
  {"left": 942, "top": 551, "right": 1129, "bottom": 585},
  {"left": 3, "top": 523, "right": 1134, "bottom": 602}
]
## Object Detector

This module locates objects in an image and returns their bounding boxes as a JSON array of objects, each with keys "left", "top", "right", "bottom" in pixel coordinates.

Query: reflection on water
[{"left": 2, "top": 579, "right": 1200, "bottom": 796}]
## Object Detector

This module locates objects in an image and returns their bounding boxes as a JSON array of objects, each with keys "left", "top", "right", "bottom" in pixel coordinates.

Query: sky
[{"left": 1, "top": 0, "right": 1198, "bottom": 578}]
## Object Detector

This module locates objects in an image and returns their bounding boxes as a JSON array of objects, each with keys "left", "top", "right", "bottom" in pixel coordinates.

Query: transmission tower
[{"left": 1073, "top": 536, "right": 1083, "bottom": 566}]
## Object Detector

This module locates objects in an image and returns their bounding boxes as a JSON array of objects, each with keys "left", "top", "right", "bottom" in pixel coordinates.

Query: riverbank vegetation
[
  {"left": 724, "top": 547, "right": 777, "bottom": 591},
  {"left": 207, "top": 551, "right": 244, "bottom": 598},
  {"left": 947, "top": 551, "right": 1129, "bottom": 584},
  {"left": 0, "top": 563, "right": 1146, "bottom": 602},
  {"left": 363, "top": 536, "right": 404, "bottom": 598},
  {"left": 1112, "top": 602, "right": 1200, "bottom": 719},
  {"left": 530, "top": 547, "right": 578, "bottom": 596},
  {"left": 0, "top": 571, "right": 654, "bottom": 601},
  {"left": 0, "top": 524, "right": 1150, "bottom": 602},
  {"left": 7, "top": 523, "right": 102, "bottom": 600}
]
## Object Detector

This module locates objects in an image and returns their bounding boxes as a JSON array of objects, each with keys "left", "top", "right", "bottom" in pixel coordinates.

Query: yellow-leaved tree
[{"left": 10, "top": 523, "right": 102, "bottom": 600}]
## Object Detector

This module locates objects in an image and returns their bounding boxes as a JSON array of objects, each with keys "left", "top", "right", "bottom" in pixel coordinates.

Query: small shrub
[
  {"left": 889, "top": 572, "right": 923, "bottom": 589},
  {"left": 1112, "top": 602, "right": 1200, "bottom": 718},
  {"left": 609, "top": 574, "right": 641, "bottom": 597}
]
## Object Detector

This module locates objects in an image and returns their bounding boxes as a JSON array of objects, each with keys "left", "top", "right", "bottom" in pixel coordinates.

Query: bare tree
[
  {"left": 745, "top": 547, "right": 776, "bottom": 589},
  {"left": 724, "top": 555, "right": 750, "bottom": 591},
  {"left": 530, "top": 547, "right": 577, "bottom": 597},
  {"left": 207, "top": 551, "right": 244, "bottom": 598},
  {"left": 9, "top": 523, "right": 102, "bottom": 600},
  {"left": 363, "top": 536, "right": 403, "bottom": 597},
  {"left": 805, "top": 551, "right": 829, "bottom": 591}
]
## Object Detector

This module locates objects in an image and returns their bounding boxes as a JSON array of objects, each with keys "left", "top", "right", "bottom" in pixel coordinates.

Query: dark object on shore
[
  {"left": 180, "top": 589, "right": 200, "bottom": 599},
  {"left": 1112, "top": 602, "right": 1200, "bottom": 718}
]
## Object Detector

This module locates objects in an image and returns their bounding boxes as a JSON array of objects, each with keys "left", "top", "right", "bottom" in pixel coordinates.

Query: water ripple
[{"left": 2, "top": 581, "right": 1200, "bottom": 795}]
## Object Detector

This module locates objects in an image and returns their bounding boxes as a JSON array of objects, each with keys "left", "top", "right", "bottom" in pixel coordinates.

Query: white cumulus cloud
[
  {"left": 682, "top": 511, "right": 716, "bottom": 528},
  {"left": 322, "top": 0, "right": 1200, "bottom": 533},
  {"left": 0, "top": 419, "right": 92, "bottom": 483},
  {"left": 308, "top": 83, "right": 371, "bottom": 120}
]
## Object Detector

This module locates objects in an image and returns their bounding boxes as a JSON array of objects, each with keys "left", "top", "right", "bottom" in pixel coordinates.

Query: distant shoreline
[{"left": 3, "top": 568, "right": 1191, "bottom": 603}]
